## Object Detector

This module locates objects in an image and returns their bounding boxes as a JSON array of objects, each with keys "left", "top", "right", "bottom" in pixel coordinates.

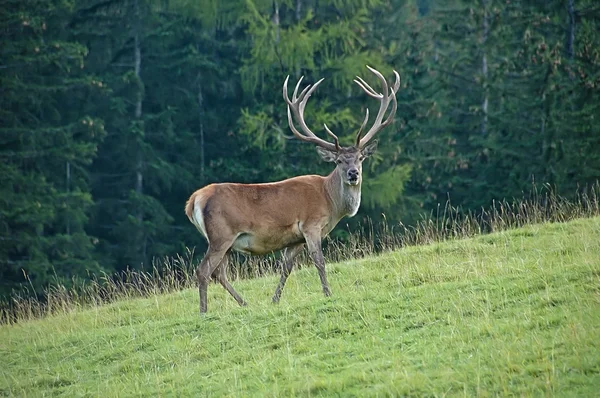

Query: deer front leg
[{"left": 303, "top": 231, "right": 331, "bottom": 297}]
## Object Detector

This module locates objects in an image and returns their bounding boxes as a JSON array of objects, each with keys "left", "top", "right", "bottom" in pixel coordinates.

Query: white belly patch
[{"left": 231, "top": 234, "right": 253, "bottom": 254}]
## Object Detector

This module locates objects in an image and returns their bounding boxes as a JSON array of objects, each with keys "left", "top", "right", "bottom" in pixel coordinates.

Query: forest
[{"left": 1, "top": 0, "right": 599, "bottom": 296}]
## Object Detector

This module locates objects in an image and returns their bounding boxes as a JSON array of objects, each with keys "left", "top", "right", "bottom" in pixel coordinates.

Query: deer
[{"left": 185, "top": 66, "right": 400, "bottom": 313}]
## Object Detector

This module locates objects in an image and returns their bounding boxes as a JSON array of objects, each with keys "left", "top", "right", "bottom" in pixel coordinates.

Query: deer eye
[{"left": 335, "top": 159, "right": 342, "bottom": 164}]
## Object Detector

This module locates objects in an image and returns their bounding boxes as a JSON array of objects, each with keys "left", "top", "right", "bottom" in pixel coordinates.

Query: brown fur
[
  {"left": 186, "top": 175, "right": 333, "bottom": 253},
  {"left": 187, "top": 153, "right": 366, "bottom": 313}
]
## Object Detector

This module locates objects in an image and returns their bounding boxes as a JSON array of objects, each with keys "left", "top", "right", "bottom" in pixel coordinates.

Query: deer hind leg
[
  {"left": 214, "top": 256, "right": 246, "bottom": 307},
  {"left": 272, "top": 243, "right": 305, "bottom": 303},
  {"left": 197, "top": 243, "right": 230, "bottom": 314}
]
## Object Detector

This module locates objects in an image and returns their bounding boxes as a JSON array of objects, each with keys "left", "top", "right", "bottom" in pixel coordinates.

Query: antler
[
  {"left": 354, "top": 66, "right": 401, "bottom": 148},
  {"left": 283, "top": 76, "right": 340, "bottom": 152}
]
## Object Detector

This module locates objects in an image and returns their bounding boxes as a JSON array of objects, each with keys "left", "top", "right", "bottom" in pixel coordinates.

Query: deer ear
[
  {"left": 316, "top": 147, "right": 337, "bottom": 163},
  {"left": 361, "top": 140, "right": 378, "bottom": 158}
]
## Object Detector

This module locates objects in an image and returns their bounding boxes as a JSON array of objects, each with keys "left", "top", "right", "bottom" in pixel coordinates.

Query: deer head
[{"left": 283, "top": 66, "right": 401, "bottom": 187}]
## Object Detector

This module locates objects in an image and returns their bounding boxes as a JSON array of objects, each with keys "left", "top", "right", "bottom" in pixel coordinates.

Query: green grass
[{"left": 2, "top": 217, "right": 600, "bottom": 396}]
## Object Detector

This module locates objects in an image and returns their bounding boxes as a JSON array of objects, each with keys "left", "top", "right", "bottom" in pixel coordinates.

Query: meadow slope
[{"left": 1, "top": 217, "right": 599, "bottom": 396}]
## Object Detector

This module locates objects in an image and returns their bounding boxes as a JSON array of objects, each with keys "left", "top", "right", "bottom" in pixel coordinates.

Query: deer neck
[{"left": 325, "top": 170, "right": 362, "bottom": 219}]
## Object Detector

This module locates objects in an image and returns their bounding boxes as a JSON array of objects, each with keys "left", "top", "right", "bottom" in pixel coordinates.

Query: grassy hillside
[{"left": 2, "top": 217, "right": 599, "bottom": 396}]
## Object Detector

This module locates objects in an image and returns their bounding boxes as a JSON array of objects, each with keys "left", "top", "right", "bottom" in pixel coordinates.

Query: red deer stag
[{"left": 185, "top": 66, "right": 400, "bottom": 313}]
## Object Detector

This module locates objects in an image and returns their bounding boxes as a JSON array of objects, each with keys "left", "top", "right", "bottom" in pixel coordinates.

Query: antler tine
[
  {"left": 380, "top": 87, "right": 398, "bottom": 128},
  {"left": 283, "top": 76, "right": 293, "bottom": 104},
  {"left": 292, "top": 76, "right": 304, "bottom": 101},
  {"left": 355, "top": 66, "right": 401, "bottom": 148},
  {"left": 286, "top": 107, "right": 312, "bottom": 143},
  {"left": 298, "top": 78, "right": 324, "bottom": 113},
  {"left": 392, "top": 70, "right": 401, "bottom": 93},
  {"left": 353, "top": 76, "right": 382, "bottom": 99},
  {"left": 323, "top": 123, "right": 341, "bottom": 150},
  {"left": 355, "top": 108, "right": 370, "bottom": 147},
  {"left": 283, "top": 76, "right": 338, "bottom": 151},
  {"left": 297, "top": 82, "right": 314, "bottom": 103},
  {"left": 383, "top": 71, "right": 401, "bottom": 129}
]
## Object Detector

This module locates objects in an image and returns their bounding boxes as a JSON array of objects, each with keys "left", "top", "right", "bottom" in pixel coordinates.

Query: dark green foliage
[
  {"left": 0, "top": 0, "right": 598, "bottom": 295},
  {"left": 0, "top": 0, "right": 106, "bottom": 294}
]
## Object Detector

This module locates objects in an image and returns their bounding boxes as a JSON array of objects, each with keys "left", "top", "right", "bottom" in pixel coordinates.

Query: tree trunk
[
  {"left": 273, "top": 0, "right": 280, "bottom": 44},
  {"left": 66, "top": 161, "right": 71, "bottom": 235},
  {"left": 566, "top": 0, "right": 575, "bottom": 59},
  {"left": 295, "top": 0, "right": 302, "bottom": 21},
  {"left": 198, "top": 77, "right": 205, "bottom": 181},
  {"left": 481, "top": 0, "right": 489, "bottom": 135},
  {"left": 133, "top": 0, "right": 146, "bottom": 266},
  {"left": 295, "top": 0, "right": 302, "bottom": 76}
]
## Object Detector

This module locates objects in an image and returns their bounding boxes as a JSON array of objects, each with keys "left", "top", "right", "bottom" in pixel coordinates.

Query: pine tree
[
  {"left": 0, "top": 0, "right": 106, "bottom": 294},
  {"left": 545, "top": 0, "right": 600, "bottom": 190},
  {"left": 369, "top": 0, "right": 459, "bottom": 221},
  {"left": 71, "top": 0, "right": 176, "bottom": 269}
]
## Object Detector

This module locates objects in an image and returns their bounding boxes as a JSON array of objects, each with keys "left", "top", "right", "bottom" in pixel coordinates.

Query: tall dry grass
[{"left": 2, "top": 183, "right": 598, "bottom": 324}]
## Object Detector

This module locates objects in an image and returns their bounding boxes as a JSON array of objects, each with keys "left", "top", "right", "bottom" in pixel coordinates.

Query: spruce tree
[
  {"left": 71, "top": 0, "right": 179, "bottom": 270},
  {"left": 0, "top": 0, "right": 105, "bottom": 294}
]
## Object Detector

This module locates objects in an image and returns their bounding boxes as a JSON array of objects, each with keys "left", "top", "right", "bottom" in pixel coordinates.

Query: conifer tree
[
  {"left": 0, "top": 0, "right": 105, "bottom": 294},
  {"left": 71, "top": 0, "right": 175, "bottom": 269}
]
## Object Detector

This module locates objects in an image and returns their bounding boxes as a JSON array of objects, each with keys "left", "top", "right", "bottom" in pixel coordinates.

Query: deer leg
[
  {"left": 215, "top": 256, "right": 247, "bottom": 307},
  {"left": 303, "top": 232, "right": 331, "bottom": 297},
  {"left": 197, "top": 244, "right": 229, "bottom": 314},
  {"left": 272, "top": 243, "right": 305, "bottom": 303}
]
